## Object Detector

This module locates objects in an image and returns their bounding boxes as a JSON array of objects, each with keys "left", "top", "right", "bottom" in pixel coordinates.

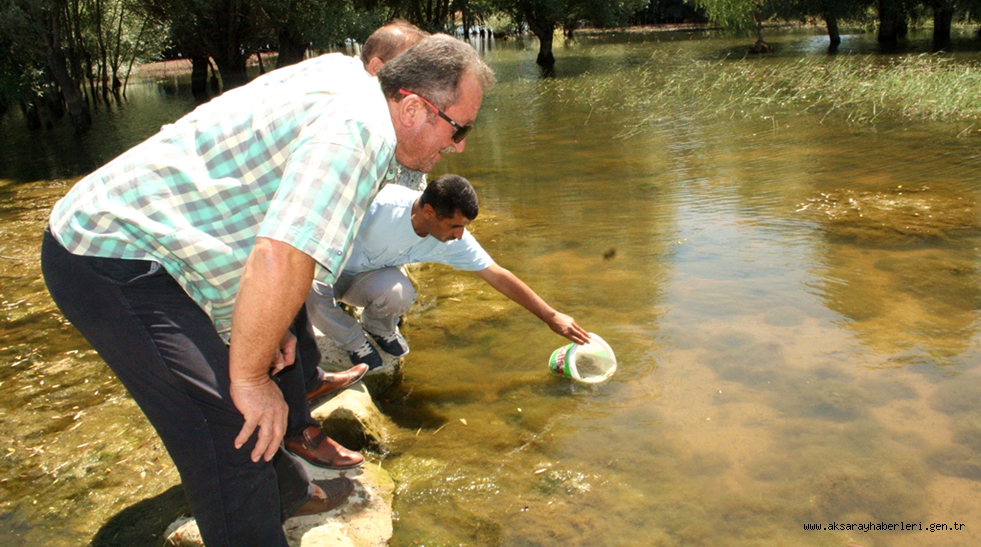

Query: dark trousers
[
  {"left": 41, "top": 229, "right": 316, "bottom": 547},
  {"left": 286, "top": 304, "right": 320, "bottom": 436}
]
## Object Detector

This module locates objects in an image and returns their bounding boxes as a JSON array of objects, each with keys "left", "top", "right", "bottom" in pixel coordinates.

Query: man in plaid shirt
[{"left": 41, "top": 34, "right": 493, "bottom": 547}]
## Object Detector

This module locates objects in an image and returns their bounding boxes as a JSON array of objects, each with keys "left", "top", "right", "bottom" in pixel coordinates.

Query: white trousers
[{"left": 306, "top": 267, "right": 418, "bottom": 352}]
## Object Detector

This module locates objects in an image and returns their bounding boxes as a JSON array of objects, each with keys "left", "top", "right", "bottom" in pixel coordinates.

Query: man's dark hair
[
  {"left": 377, "top": 34, "right": 495, "bottom": 109},
  {"left": 360, "top": 20, "right": 428, "bottom": 66},
  {"left": 420, "top": 174, "right": 479, "bottom": 221}
]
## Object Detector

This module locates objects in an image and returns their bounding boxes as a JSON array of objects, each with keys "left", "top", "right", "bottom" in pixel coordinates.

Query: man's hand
[
  {"left": 228, "top": 237, "right": 316, "bottom": 461},
  {"left": 547, "top": 312, "right": 591, "bottom": 345},
  {"left": 231, "top": 377, "right": 288, "bottom": 462},
  {"left": 270, "top": 330, "right": 297, "bottom": 376}
]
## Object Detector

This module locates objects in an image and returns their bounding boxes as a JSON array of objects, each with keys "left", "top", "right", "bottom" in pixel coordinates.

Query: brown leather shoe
[
  {"left": 306, "top": 364, "right": 369, "bottom": 403},
  {"left": 291, "top": 477, "right": 355, "bottom": 517},
  {"left": 285, "top": 425, "right": 364, "bottom": 469}
]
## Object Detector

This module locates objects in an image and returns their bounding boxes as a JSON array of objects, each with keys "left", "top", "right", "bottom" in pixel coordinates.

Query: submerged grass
[{"left": 533, "top": 52, "right": 981, "bottom": 136}]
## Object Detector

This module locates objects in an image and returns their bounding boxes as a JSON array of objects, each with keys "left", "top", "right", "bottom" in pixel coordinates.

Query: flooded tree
[
  {"left": 503, "top": 0, "right": 565, "bottom": 67},
  {"left": 0, "top": 0, "right": 92, "bottom": 130},
  {"left": 0, "top": 0, "right": 167, "bottom": 131},
  {"left": 691, "top": 0, "right": 781, "bottom": 52},
  {"left": 264, "top": 0, "right": 386, "bottom": 69},
  {"left": 141, "top": 0, "right": 271, "bottom": 90},
  {"left": 493, "top": 0, "right": 646, "bottom": 68},
  {"left": 876, "top": 0, "right": 909, "bottom": 43},
  {"left": 780, "top": 0, "right": 874, "bottom": 51}
]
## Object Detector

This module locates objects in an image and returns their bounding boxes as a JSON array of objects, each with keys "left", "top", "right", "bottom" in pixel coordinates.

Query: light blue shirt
[{"left": 340, "top": 185, "right": 493, "bottom": 275}]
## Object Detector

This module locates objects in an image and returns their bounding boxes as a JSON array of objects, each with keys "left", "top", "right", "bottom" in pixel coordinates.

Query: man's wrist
[{"left": 229, "top": 373, "right": 272, "bottom": 389}]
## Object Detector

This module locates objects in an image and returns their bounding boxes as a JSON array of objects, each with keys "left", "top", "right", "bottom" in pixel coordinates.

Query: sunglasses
[{"left": 399, "top": 89, "right": 473, "bottom": 143}]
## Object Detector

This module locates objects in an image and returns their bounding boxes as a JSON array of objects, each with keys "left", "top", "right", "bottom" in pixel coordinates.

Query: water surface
[{"left": 390, "top": 29, "right": 981, "bottom": 547}]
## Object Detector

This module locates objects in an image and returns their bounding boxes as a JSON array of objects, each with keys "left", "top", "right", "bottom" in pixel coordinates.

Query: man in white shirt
[{"left": 307, "top": 174, "right": 590, "bottom": 369}]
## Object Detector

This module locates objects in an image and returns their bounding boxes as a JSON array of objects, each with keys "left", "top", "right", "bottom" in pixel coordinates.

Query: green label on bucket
[{"left": 549, "top": 345, "right": 574, "bottom": 378}]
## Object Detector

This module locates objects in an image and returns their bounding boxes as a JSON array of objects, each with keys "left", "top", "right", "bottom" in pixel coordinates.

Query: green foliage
[
  {"left": 628, "top": 0, "right": 707, "bottom": 24},
  {"left": 85, "top": 0, "right": 171, "bottom": 83},
  {"left": 572, "top": 0, "right": 651, "bottom": 27},
  {"left": 0, "top": 1, "right": 45, "bottom": 102},
  {"left": 687, "top": 0, "right": 776, "bottom": 32},
  {"left": 262, "top": 0, "right": 387, "bottom": 49},
  {"left": 0, "top": 0, "right": 170, "bottom": 120},
  {"left": 0, "top": 35, "right": 42, "bottom": 106},
  {"left": 493, "top": 0, "right": 647, "bottom": 30},
  {"left": 779, "top": 0, "right": 873, "bottom": 21}
]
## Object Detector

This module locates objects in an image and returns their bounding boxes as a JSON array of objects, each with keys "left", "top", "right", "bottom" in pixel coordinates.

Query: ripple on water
[{"left": 797, "top": 184, "right": 981, "bottom": 245}]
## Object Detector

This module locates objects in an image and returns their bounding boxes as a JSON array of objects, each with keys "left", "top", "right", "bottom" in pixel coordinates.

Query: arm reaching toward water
[{"left": 475, "top": 263, "right": 590, "bottom": 345}]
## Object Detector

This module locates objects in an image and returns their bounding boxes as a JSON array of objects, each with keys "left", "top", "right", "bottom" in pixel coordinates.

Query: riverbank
[{"left": 132, "top": 52, "right": 283, "bottom": 79}]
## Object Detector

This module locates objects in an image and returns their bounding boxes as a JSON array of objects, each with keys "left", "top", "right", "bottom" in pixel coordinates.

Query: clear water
[
  {"left": 387, "top": 30, "right": 981, "bottom": 547},
  {"left": 2, "top": 29, "right": 981, "bottom": 546}
]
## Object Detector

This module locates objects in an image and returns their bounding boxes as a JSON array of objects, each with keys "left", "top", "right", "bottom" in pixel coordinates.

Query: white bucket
[{"left": 548, "top": 333, "right": 617, "bottom": 384}]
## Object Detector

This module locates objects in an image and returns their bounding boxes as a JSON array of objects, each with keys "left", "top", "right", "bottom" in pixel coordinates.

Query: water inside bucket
[{"left": 569, "top": 335, "right": 617, "bottom": 383}]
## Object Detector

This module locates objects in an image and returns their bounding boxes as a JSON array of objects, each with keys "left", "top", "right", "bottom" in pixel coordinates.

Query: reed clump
[{"left": 542, "top": 52, "right": 981, "bottom": 134}]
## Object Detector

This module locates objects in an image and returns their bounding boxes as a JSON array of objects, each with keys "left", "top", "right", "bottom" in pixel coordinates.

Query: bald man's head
[{"left": 361, "top": 20, "right": 429, "bottom": 76}]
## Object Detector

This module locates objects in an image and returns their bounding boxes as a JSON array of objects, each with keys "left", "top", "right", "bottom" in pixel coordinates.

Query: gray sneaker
[
  {"left": 367, "top": 328, "right": 410, "bottom": 357},
  {"left": 347, "top": 339, "right": 383, "bottom": 370}
]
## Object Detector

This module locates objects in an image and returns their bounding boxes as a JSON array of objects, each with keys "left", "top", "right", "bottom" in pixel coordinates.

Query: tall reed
[{"left": 525, "top": 52, "right": 981, "bottom": 136}]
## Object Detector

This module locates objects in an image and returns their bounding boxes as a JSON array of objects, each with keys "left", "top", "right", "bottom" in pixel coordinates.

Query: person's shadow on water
[{"left": 90, "top": 486, "right": 189, "bottom": 546}]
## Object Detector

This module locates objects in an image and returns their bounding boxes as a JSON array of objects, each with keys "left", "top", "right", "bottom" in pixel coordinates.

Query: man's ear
[
  {"left": 396, "top": 95, "right": 427, "bottom": 130},
  {"left": 366, "top": 57, "right": 385, "bottom": 77},
  {"left": 421, "top": 203, "right": 438, "bottom": 221}
]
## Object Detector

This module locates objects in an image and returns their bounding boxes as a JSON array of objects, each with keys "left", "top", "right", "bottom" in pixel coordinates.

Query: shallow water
[
  {"left": 386, "top": 31, "right": 981, "bottom": 546},
  {"left": 2, "top": 29, "right": 981, "bottom": 546}
]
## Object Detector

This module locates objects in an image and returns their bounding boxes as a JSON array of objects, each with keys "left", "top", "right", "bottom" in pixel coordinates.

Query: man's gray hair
[{"left": 377, "top": 34, "right": 495, "bottom": 109}]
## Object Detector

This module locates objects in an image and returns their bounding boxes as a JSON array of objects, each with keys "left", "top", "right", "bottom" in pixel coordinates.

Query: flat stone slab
[{"left": 164, "top": 461, "right": 394, "bottom": 547}]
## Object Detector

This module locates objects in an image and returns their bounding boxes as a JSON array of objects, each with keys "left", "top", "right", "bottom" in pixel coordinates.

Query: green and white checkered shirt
[{"left": 49, "top": 54, "right": 398, "bottom": 337}]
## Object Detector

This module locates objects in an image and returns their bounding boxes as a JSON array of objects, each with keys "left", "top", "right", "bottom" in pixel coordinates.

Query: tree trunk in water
[
  {"left": 461, "top": 0, "right": 471, "bottom": 37},
  {"left": 211, "top": 39, "right": 252, "bottom": 93},
  {"left": 255, "top": 50, "right": 265, "bottom": 75},
  {"left": 44, "top": 5, "right": 91, "bottom": 131},
  {"left": 536, "top": 32, "right": 554, "bottom": 67},
  {"left": 527, "top": 18, "right": 555, "bottom": 68},
  {"left": 23, "top": 101, "right": 43, "bottom": 130},
  {"left": 210, "top": 59, "right": 220, "bottom": 94},
  {"left": 191, "top": 55, "right": 210, "bottom": 97},
  {"left": 213, "top": 54, "right": 249, "bottom": 90},
  {"left": 933, "top": 7, "right": 953, "bottom": 48},
  {"left": 748, "top": 16, "right": 772, "bottom": 53},
  {"left": 825, "top": 14, "right": 841, "bottom": 51},
  {"left": 877, "top": 0, "right": 906, "bottom": 43},
  {"left": 275, "top": 27, "right": 307, "bottom": 68}
]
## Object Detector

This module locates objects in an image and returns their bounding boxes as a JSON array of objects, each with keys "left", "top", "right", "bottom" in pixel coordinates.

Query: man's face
[
  {"left": 426, "top": 210, "right": 471, "bottom": 242},
  {"left": 396, "top": 72, "right": 483, "bottom": 173}
]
